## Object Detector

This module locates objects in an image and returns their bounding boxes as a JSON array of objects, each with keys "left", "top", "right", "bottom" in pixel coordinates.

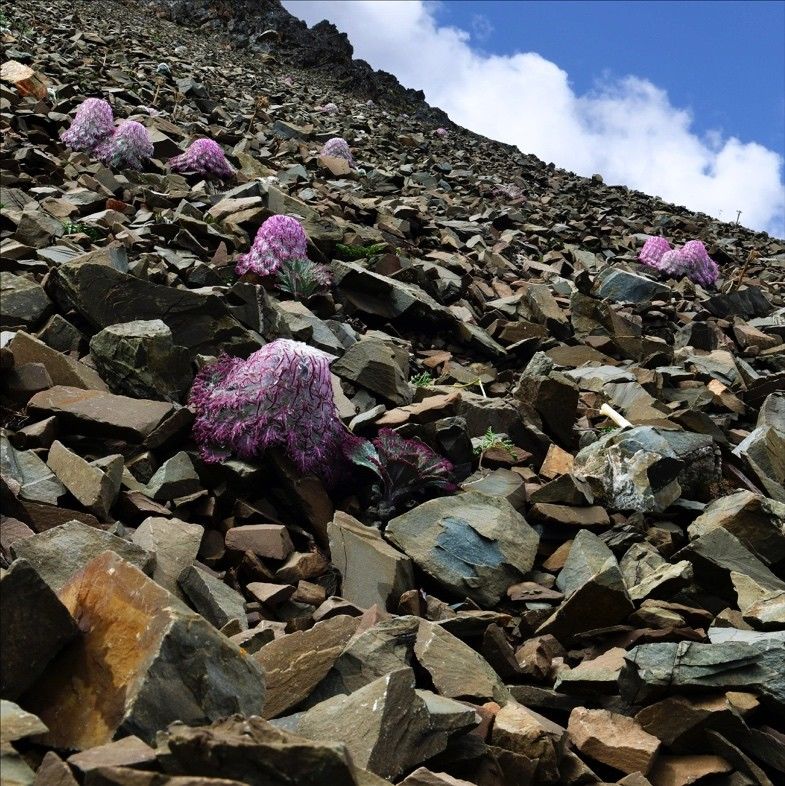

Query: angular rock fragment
[
  {"left": 328, "top": 511, "right": 414, "bottom": 611},
  {"left": 89, "top": 320, "right": 192, "bottom": 402},
  {"left": 178, "top": 564, "right": 248, "bottom": 631},
  {"left": 12, "top": 519, "right": 154, "bottom": 592},
  {"left": 0, "top": 559, "right": 78, "bottom": 699},
  {"left": 255, "top": 614, "right": 361, "bottom": 718},
  {"left": 567, "top": 707, "right": 660, "bottom": 775},
  {"left": 22, "top": 551, "right": 265, "bottom": 748},
  {"left": 386, "top": 491, "right": 538, "bottom": 606},
  {"left": 297, "top": 668, "right": 478, "bottom": 780}
]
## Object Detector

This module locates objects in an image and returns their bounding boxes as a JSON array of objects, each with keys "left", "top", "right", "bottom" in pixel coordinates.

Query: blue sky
[
  {"left": 283, "top": 1, "right": 785, "bottom": 235},
  {"left": 434, "top": 1, "right": 785, "bottom": 155}
]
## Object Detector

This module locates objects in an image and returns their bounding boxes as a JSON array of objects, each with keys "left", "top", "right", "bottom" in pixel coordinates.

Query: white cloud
[{"left": 282, "top": 0, "right": 785, "bottom": 237}]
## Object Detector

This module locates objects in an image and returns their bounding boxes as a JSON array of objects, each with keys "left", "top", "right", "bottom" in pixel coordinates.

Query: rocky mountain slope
[{"left": 1, "top": 1, "right": 784, "bottom": 785}]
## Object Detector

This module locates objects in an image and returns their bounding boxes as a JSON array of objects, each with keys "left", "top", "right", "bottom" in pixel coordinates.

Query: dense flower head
[
  {"left": 676, "top": 240, "right": 720, "bottom": 287},
  {"left": 275, "top": 257, "right": 333, "bottom": 300},
  {"left": 638, "top": 236, "right": 672, "bottom": 270},
  {"left": 235, "top": 215, "right": 309, "bottom": 277},
  {"left": 94, "top": 120, "right": 154, "bottom": 170},
  {"left": 435, "top": 127, "right": 448, "bottom": 137},
  {"left": 320, "top": 137, "right": 355, "bottom": 167},
  {"left": 640, "top": 236, "right": 719, "bottom": 287},
  {"left": 321, "top": 102, "right": 339, "bottom": 114},
  {"left": 60, "top": 98, "right": 114, "bottom": 153},
  {"left": 189, "top": 339, "right": 347, "bottom": 477},
  {"left": 168, "top": 138, "right": 234, "bottom": 180}
]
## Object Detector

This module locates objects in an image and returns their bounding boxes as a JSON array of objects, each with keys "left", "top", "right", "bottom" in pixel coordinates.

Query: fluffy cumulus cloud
[{"left": 283, "top": 0, "right": 785, "bottom": 237}]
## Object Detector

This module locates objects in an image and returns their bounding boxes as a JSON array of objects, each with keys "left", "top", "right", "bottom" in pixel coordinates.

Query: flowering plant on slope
[
  {"left": 235, "top": 215, "right": 309, "bottom": 277},
  {"left": 168, "top": 138, "right": 234, "bottom": 180},
  {"left": 638, "top": 236, "right": 719, "bottom": 287},
  {"left": 94, "top": 120, "right": 154, "bottom": 170},
  {"left": 189, "top": 339, "right": 350, "bottom": 478},
  {"left": 61, "top": 98, "right": 114, "bottom": 153},
  {"left": 320, "top": 137, "right": 355, "bottom": 168}
]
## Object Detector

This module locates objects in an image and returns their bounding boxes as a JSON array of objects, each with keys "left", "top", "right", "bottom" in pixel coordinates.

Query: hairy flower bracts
[
  {"left": 275, "top": 258, "right": 333, "bottom": 300},
  {"left": 435, "top": 127, "right": 448, "bottom": 137},
  {"left": 189, "top": 340, "right": 348, "bottom": 478},
  {"left": 61, "top": 98, "right": 114, "bottom": 153},
  {"left": 320, "top": 137, "right": 355, "bottom": 167},
  {"left": 168, "top": 138, "right": 234, "bottom": 180},
  {"left": 94, "top": 120, "right": 154, "bottom": 170},
  {"left": 638, "top": 236, "right": 672, "bottom": 270},
  {"left": 320, "top": 102, "right": 339, "bottom": 114},
  {"left": 235, "top": 215, "right": 309, "bottom": 277},
  {"left": 369, "top": 428, "right": 456, "bottom": 521},
  {"left": 639, "top": 236, "right": 719, "bottom": 287}
]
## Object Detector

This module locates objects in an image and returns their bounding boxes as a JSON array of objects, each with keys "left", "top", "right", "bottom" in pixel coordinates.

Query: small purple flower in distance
[
  {"left": 235, "top": 214, "right": 309, "bottom": 277},
  {"left": 61, "top": 98, "right": 114, "bottom": 153},
  {"left": 168, "top": 138, "right": 234, "bottom": 180},
  {"left": 321, "top": 102, "right": 339, "bottom": 114},
  {"left": 94, "top": 120, "right": 154, "bottom": 170},
  {"left": 638, "top": 236, "right": 672, "bottom": 270},
  {"left": 678, "top": 240, "right": 720, "bottom": 287},
  {"left": 320, "top": 137, "right": 355, "bottom": 167},
  {"left": 188, "top": 339, "right": 349, "bottom": 478},
  {"left": 435, "top": 127, "right": 448, "bottom": 137}
]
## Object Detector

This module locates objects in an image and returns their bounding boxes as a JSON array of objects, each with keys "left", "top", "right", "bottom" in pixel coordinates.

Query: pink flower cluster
[
  {"left": 435, "top": 127, "right": 448, "bottom": 137},
  {"left": 189, "top": 340, "right": 348, "bottom": 477},
  {"left": 94, "top": 120, "right": 154, "bottom": 171},
  {"left": 638, "top": 236, "right": 719, "bottom": 287},
  {"left": 235, "top": 215, "right": 309, "bottom": 277},
  {"left": 61, "top": 98, "right": 115, "bottom": 153},
  {"left": 320, "top": 137, "right": 355, "bottom": 168},
  {"left": 320, "top": 102, "right": 339, "bottom": 114},
  {"left": 168, "top": 138, "right": 234, "bottom": 180}
]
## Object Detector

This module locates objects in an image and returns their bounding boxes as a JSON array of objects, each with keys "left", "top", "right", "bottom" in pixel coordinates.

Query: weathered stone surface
[
  {"left": 22, "top": 551, "right": 265, "bottom": 748},
  {"left": 568, "top": 707, "right": 660, "bottom": 775},
  {"left": 688, "top": 490, "right": 785, "bottom": 566},
  {"left": 332, "top": 339, "right": 412, "bottom": 406},
  {"left": 297, "top": 668, "right": 478, "bottom": 780},
  {"left": 538, "top": 530, "right": 634, "bottom": 642},
  {"left": 89, "top": 320, "right": 192, "bottom": 403},
  {"left": 143, "top": 451, "right": 201, "bottom": 501},
  {"left": 414, "top": 619, "right": 509, "bottom": 703},
  {"left": 178, "top": 564, "right": 248, "bottom": 631},
  {"left": 647, "top": 754, "right": 732, "bottom": 786},
  {"left": 574, "top": 426, "right": 720, "bottom": 512},
  {"left": 386, "top": 491, "right": 539, "bottom": 606},
  {"left": 28, "top": 386, "right": 175, "bottom": 442},
  {"left": 131, "top": 516, "right": 203, "bottom": 599},
  {"left": 225, "top": 524, "right": 294, "bottom": 560},
  {"left": 12, "top": 519, "right": 154, "bottom": 592},
  {"left": 10, "top": 331, "right": 107, "bottom": 391},
  {"left": 158, "top": 714, "right": 374, "bottom": 786},
  {"left": 0, "top": 700, "right": 48, "bottom": 744},
  {"left": 1, "top": 432, "right": 66, "bottom": 506},
  {"left": 52, "top": 262, "right": 260, "bottom": 358},
  {"left": 491, "top": 701, "right": 567, "bottom": 783},
  {"left": 594, "top": 266, "right": 672, "bottom": 303},
  {"left": 31, "top": 752, "right": 78, "bottom": 786},
  {"left": 0, "top": 273, "right": 52, "bottom": 329},
  {"left": 328, "top": 511, "right": 414, "bottom": 611},
  {"left": 46, "top": 440, "right": 122, "bottom": 521},
  {"left": 67, "top": 736, "right": 156, "bottom": 774},
  {"left": 255, "top": 614, "right": 361, "bottom": 718},
  {"left": 398, "top": 769, "right": 477, "bottom": 786},
  {"left": 620, "top": 640, "right": 785, "bottom": 710},
  {"left": 0, "top": 559, "right": 77, "bottom": 700}
]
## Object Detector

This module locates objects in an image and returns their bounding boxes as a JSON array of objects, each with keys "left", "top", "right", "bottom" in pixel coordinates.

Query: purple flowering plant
[
  {"left": 189, "top": 342, "right": 456, "bottom": 511},
  {"left": 275, "top": 257, "right": 333, "bottom": 300},
  {"left": 94, "top": 120, "right": 154, "bottom": 170},
  {"left": 320, "top": 137, "right": 355, "bottom": 168},
  {"left": 61, "top": 98, "right": 114, "bottom": 153},
  {"left": 638, "top": 236, "right": 719, "bottom": 287},
  {"left": 235, "top": 215, "right": 309, "bottom": 277},
  {"left": 168, "top": 138, "right": 234, "bottom": 180}
]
